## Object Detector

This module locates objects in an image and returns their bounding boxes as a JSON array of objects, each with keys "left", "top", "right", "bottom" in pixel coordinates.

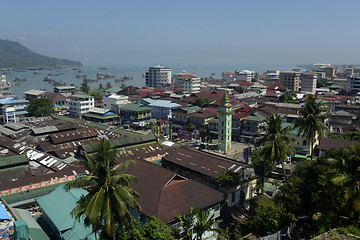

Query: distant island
[{"left": 0, "top": 39, "right": 83, "bottom": 70}]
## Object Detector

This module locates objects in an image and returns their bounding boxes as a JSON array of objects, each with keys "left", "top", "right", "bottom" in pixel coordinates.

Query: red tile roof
[
  {"left": 266, "top": 81, "right": 286, "bottom": 91},
  {"left": 223, "top": 72, "right": 235, "bottom": 75},
  {"left": 178, "top": 74, "right": 198, "bottom": 79}
]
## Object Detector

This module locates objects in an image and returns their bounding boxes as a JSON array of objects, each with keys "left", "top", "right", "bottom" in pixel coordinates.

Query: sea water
[{"left": 3, "top": 63, "right": 297, "bottom": 98}]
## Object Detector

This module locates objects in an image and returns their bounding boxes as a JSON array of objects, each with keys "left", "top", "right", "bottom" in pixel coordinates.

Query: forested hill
[{"left": 0, "top": 39, "right": 83, "bottom": 69}]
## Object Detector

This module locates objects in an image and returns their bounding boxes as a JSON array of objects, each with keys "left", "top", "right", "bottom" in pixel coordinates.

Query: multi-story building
[
  {"left": 119, "top": 103, "right": 152, "bottom": 122},
  {"left": 0, "top": 75, "right": 14, "bottom": 98},
  {"left": 280, "top": 71, "right": 300, "bottom": 91},
  {"left": 53, "top": 86, "right": 77, "bottom": 97},
  {"left": 103, "top": 94, "right": 129, "bottom": 113},
  {"left": 67, "top": 94, "right": 94, "bottom": 117},
  {"left": 347, "top": 75, "right": 360, "bottom": 93},
  {"left": 149, "top": 100, "right": 181, "bottom": 120},
  {"left": 300, "top": 71, "right": 318, "bottom": 93},
  {"left": 24, "top": 89, "right": 47, "bottom": 101},
  {"left": 235, "top": 70, "right": 253, "bottom": 82},
  {"left": 324, "top": 65, "right": 335, "bottom": 78},
  {"left": 0, "top": 97, "right": 28, "bottom": 123},
  {"left": 145, "top": 65, "right": 172, "bottom": 88},
  {"left": 222, "top": 72, "right": 236, "bottom": 83},
  {"left": 175, "top": 74, "right": 201, "bottom": 93},
  {"left": 218, "top": 93, "right": 232, "bottom": 153}
]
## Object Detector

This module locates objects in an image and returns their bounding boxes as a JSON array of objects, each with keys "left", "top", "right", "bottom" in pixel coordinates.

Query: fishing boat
[{"left": 14, "top": 76, "right": 26, "bottom": 82}]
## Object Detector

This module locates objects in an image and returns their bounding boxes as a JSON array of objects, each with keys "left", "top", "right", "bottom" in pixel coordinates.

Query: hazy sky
[{"left": 1, "top": 0, "right": 359, "bottom": 66}]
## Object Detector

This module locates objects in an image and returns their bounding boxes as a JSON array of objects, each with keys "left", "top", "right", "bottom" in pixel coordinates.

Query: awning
[
  {"left": 0, "top": 203, "right": 10, "bottom": 220},
  {"left": 294, "top": 154, "right": 307, "bottom": 159}
]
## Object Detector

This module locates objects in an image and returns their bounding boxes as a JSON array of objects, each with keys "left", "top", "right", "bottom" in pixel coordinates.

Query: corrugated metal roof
[
  {"left": 36, "top": 185, "right": 94, "bottom": 238},
  {"left": 32, "top": 126, "right": 59, "bottom": 135}
]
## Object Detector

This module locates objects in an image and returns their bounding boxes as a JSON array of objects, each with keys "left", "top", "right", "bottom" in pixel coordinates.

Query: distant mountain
[{"left": 0, "top": 39, "right": 83, "bottom": 69}]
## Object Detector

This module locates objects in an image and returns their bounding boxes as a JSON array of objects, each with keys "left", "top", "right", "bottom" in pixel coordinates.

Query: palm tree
[
  {"left": 293, "top": 94, "right": 329, "bottom": 160},
  {"left": 80, "top": 82, "right": 90, "bottom": 94},
  {"left": 257, "top": 114, "right": 294, "bottom": 178},
  {"left": 330, "top": 145, "right": 360, "bottom": 213},
  {"left": 173, "top": 208, "right": 195, "bottom": 240},
  {"left": 65, "top": 138, "right": 140, "bottom": 240},
  {"left": 193, "top": 208, "right": 222, "bottom": 240}
]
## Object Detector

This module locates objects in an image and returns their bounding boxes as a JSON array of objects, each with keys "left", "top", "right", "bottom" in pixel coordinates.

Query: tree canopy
[
  {"left": 279, "top": 92, "right": 297, "bottom": 103},
  {"left": 195, "top": 98, "right": 210, "bottom": 108},
  {"left": 26, "top": 98, "right": 53, "bottom": 117}
]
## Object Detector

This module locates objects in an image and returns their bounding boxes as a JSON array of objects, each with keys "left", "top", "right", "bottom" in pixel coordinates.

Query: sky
[{"left": 1, "top": 0, "right": 360, "bottom": 67}]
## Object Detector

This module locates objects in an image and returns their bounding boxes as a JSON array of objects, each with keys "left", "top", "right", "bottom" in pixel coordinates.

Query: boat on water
[
  {"left": 76, "top": 74, "right": 87, "bottom": 78},
  {"left": 115, "top": 78, "right": 125, "bottom": 83},
  {"left": 211, "top": 73, "right": 216, "bottom": 75},
  {"left": 122, "top": 75, "right": 134, "bottom": 80},
  {"left": 83, "top": 77, "right": 98, "bottom": 83},
  {"left": 99, "top": 67, "right": 108, "bottom": 70},
  {"left": 11, "top": 82, "right": 20, "bottom": 86},
  {"left": 53, "top": 80, "right": 66, "bottom": 86},
  {"left": 14, "top": 76, "right": 26, "bottom": 82},
  {"left": 33, "top": 71, "right": 41, "bottom": 75}
]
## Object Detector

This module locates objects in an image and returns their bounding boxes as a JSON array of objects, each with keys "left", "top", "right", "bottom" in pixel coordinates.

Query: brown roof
[
  {"left": 163, "top": 146, "right": 247, "bottom": 179},
  {"left": 44, "top": 92, "right": 67, "bottom": 102},
  {"left": 49, "top": 128, "right": 99, "bottom": 144},
  {"left": 189, "top": 107, "right": 218, "bottom": 119},
  {"left": 123, "top": 159, "right": 224, "bottom": 223},
  {"left": 318, "top": 138, "right": 360, "bottom": 151}
]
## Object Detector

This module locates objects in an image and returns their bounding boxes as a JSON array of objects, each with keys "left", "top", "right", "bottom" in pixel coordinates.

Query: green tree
[
  {"left": 26, "top": 98, "right": 53, "bottom": 117},
  {"left": 293, "top": 94, "right": 329, "bottom": 160},
  {"left": 90, "top": 90, "right": 104, "bottom": 100},
  {"left": 278, "top": 92, "right": 297, "bottom": 103},
  {"left": 251, "top": 149, "right": 275, "bottom": 195},
  {"left": 99, "top": 83, "right": 104, "bottom": 91},
  {"left": 80, "top": 82, "right": 90, "bottom": 94},
  {"left": 216, "top": 169, "right": 240, "bottom": 187},
  {"left": 173, "top": 208, "right": 195, "bottom": 240},
  {"left": 193, "top": 208, "right": 222, "bottom": 240},
  {"left": 195, "top": 98, "right": 210, "bottom": 108},
  {"left": 106, "top": 82, "right": 112, "bottom": 90},
  {"left": 330, "top": 145, "right": 360, "bottom": 214},
  {"left": 236, "top": 86, "right": 247, "bottom": 94},
  {"left": 317, "top": 78, "right": 328, "bottom": 88},
  {"left": 121, "top": 217, "right": 174, "bottom": 240},
  {"left": 246, "top": 197, "right": 295, "bottom": 237},
  {"left": 65, "top": 138, "right": 140, "bottom": 240},
  {"left": 257, "top": 114, "right": 294, "bottom": 178}
]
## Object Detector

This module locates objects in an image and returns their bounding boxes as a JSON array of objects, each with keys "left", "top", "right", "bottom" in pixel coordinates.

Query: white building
[
  {"left": 103, "top": 94, "right": 129, "bottom": 113},
  {"left": 0, "top": 75, "right": 14, "bottom": 98},
  {"left": 235, "top": 70, "right": 254, "bottom": 82},
  {"left": 149, "top": 100, "right": 181, "bottom": 119},
  {"left": 67, "top": 94, "right": 94, "bottom": 116},
  {"left": 301, "top": 71, "right": 318, "bottom": 93},
  {"left": 175, "top": 74, "right": 201, "bottom": 93},
  {"left": 145, "top": 65, "right": 172, "bottom": 88}
]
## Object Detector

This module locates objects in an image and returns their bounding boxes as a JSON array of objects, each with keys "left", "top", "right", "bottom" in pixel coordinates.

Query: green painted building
[{"left": 218, "top": 93, "right": 232, "bottom": 153}]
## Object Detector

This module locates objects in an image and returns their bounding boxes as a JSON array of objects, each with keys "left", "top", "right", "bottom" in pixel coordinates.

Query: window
[{"left": 303, "top": 140, "right": 307, "bottom": 146}]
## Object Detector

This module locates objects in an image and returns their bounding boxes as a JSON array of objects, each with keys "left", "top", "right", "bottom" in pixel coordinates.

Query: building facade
[
  {"left": 67, "top": 94, "right": 94, "bottom": 116},
  {"left": 149, "top": 100, "right": 180, "bottom": 120},
  {"left": 218, "top": 93, "right": 232, "bottom": 153},
  {"left": 280, "top": 71, "right": 300, "bottom": 91},
  {"left": 324, "top": 66, "right": 335, "bottom": 78},
  {"left": 175, "top": 74, "right": 201, "bottom": 93},
  {"left": 300, "top": 71, "right": 317, "bottom": 93},
  {"left": 347, "top": 75, "right": 360, "bottom": 93},
  {"left": 0, "top": 75, "right": 14, "bottom": 98},
  {"left": 145, "top": 65, "right": 172, "bottom": 88}
]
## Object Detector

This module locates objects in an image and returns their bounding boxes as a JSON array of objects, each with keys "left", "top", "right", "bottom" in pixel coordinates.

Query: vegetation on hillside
[{"left": 0, "top": 39, "right": 82, "bottom": 69}]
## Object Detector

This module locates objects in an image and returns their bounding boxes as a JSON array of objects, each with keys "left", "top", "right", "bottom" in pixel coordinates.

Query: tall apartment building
[
  {"left": 347, "top": 75, "right": 360, "bottom": 93},
  {"left": 175, "top": 74, "right": 201, "bottom": 93},
  {"left": 0, "top": 75, "right": 14, "bottom": 98},
  {"left": 300, "top": 71, "right": 318, "bottom": 93},
  {"left": 324, "top": 66, "right": 335, "bottom": 78},
  {"left": 280, "top": 71, "right": 300, "bottom": 91},
  {"left": 145, "top": 65, "right": 172, "bottom": 88}
]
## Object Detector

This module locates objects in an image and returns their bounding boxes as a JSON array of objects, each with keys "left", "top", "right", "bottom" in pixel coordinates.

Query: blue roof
[
  {"left": 0, "top": 202, "right": 10, "bottom": 220},
  {"left": 149, "top": 100, "right": 181, "bottom": 108},
  {"left": 0, "top": 97, "right": 14, "bottom": 105},
  {"left": 152, "top": 65, "right": 165, "bottom": 68},
  {"left": 267, "top": 73, "right": 278, "bottom": 76}
]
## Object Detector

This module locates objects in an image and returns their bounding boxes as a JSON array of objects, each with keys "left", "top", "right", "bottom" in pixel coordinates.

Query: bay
[{"left": 2, "top": 63, "right": 298, "bottom": 98}]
